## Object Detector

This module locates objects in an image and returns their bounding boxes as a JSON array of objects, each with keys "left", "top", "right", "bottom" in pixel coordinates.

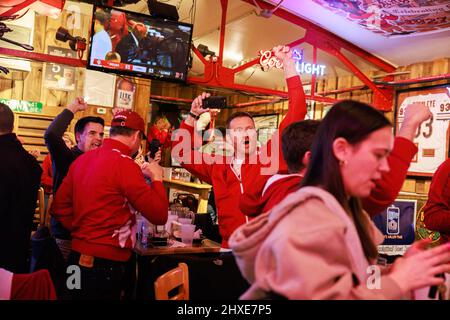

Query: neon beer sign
[{"left": 259, "top": 49, "right": 326, "bottom": 76}]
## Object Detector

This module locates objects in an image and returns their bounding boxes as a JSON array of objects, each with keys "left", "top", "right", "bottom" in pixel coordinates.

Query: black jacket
[
  {"left": 44, "top": 109, "right": 82, "bottom": 239},
  {"left": 115, "top": 33, "right": 139, "bottom": 63},
  {"left": 0, "top": 133, "right": 42, "bottom": 273}
]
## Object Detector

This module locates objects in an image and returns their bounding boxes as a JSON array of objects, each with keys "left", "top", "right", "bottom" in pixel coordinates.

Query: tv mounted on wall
[{"left": 87, "top": 5, "right": 193, "bottom": 83}]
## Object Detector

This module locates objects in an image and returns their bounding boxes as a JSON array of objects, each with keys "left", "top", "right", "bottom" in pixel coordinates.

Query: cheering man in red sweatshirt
[
  {"left": 172, "top": 46, "right": 307, "bottom": 248},
  {"left": 52, "top": 110, "right": 168, "bottom": 300},
  {"left": 240, "top": 102, "right": 432, "bottom": 218}
]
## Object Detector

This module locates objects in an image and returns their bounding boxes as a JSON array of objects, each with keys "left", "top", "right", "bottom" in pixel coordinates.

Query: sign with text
[
  {"left": 372, "top": 199, "right": 417, "bottom": 255},
  {"left": 259, "top": 49, "right": 326, "bottom": 76},
  {"left": 44, "top": 46, "right": 76, "bottom": 91},
  {"left": 0, "top": 98, "right": 42, "bottom": 113}
]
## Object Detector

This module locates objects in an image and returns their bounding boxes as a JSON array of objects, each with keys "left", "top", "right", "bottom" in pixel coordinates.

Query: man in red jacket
[
  {"left": 52, "top": 110, "right": 168, "bottom": 299},
  {"left": 240, "top": 102, "right": 432, "bottom": 218},
  {"left": 424, "top": 158, "right": 450, "bottom": 243},
  {"left": 172, "top": 46, "right": 307, "bottom": 248}
]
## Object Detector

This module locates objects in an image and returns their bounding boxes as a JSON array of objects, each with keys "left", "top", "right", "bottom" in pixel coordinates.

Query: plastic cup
[
  {"left": 180, "top": 224, "right": 196, "bottom": 246},
  {"left": 166, "top": 214, "right": 178, "bottom": 232},
  {"left": 178, "top": 217, "right": 192, "bottom": 225}
]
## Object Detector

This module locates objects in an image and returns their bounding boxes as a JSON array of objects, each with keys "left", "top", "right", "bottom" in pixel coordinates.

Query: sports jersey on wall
[{"left": 396, "top": 85, "right": 450, "bottom": 176}]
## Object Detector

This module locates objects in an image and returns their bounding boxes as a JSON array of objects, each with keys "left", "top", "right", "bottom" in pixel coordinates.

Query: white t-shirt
[{"left": 90, "top": 29, "right": 112, "bottom": 65}]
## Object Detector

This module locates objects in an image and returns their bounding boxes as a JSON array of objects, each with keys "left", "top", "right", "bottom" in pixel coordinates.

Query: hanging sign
[
  {"left": 259, "top": 49, "right": 326, "bottom": 76},
  {"left": 0, "top": 98, "right": 42, "bottom": 113}
]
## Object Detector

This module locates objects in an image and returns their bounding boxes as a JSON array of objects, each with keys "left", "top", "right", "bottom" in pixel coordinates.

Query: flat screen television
[{"left": 87, "top": 5, "right": 193, "bottom": 83}]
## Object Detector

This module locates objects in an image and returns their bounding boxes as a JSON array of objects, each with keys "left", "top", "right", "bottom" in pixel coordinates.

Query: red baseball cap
[{"left": 111, "top": 110, "right": 147, "bottom": 139}]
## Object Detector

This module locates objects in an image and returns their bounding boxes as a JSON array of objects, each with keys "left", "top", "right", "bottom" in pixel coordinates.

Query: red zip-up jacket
[
  {"left": 52, "top": 139, "right": 168, "bottom": 261},
  {"left": 424, "top": 158, "right": 450, "bottom": 243},
  {"left": 172, "top": 76, "right": 306, "bottom": 248},
  {"left": 240, "top": 137, "right": 418, "bottom": 218},
  {"left": 40, "top": 154, "right": 53, "bottom": 194}
]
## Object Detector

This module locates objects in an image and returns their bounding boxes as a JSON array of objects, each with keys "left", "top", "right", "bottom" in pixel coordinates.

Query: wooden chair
[
  {"left": 154, "top": 262, "right": 189, "bottom": 300},
  {"left": 33, "top": 187, "right": 45, "bottom": 229},
  {"left": 44, "top": 194, "right": 53, "bottom": 228}
]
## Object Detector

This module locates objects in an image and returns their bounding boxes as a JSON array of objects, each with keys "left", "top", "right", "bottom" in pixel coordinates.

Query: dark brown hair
[
  {"left": 226, "top": 111, "right": 254, "bottom": 129},
  {"left": 0, "top": 103, "right": 14, "bottom": 134},
  {"left": 282, "top": 120, "right": 321, "bottom": 173},
  {"left": 301, "top": 100, "right": 391, "bottom": 260}
]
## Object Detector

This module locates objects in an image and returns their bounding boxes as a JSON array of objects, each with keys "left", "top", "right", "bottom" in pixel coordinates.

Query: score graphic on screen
[{"left": 396, "top": 86, "right": 450, "bottom": 176}]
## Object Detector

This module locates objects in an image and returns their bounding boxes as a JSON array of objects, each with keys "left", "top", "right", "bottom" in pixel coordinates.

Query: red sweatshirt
[
  {"left": 424, "top": 158, "right": 450, "bottom": 243},
  {"left": 52, "top": 139, "right": 168, "bottom": 261},
  {"left": 172, "top": 76, "right": 306, "bottom": 248},
  {"left": 40, "top": 154, "right": 53, "bottom": 194},
  {"left": 240, "top": 137, "right": 418, "bottom": 217}
]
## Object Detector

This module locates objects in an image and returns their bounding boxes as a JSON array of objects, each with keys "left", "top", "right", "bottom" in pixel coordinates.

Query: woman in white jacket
[{"left": 229, "top": 100, "right": 450, "bottom": 300}]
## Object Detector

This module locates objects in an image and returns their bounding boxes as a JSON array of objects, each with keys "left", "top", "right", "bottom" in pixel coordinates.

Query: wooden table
[
  {"left": 163, "top": 178, "right": 212, "bottom": 213},
  {"left": 134, "top": 238, "right": 249, "bottom": 300},
  {"left": 134, "top": 238, "right": 221, "bottom": 256}
]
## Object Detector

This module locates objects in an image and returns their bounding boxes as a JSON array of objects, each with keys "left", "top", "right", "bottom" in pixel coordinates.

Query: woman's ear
[
  {"left": 302, "top": 151, "right": 311, "bottom": 168},
  {"left": 332, "top": 137, "right": 350, "bottom": 162}
]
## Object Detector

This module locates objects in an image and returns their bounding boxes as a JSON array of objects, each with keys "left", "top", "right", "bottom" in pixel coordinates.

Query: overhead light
[
  {"left": 30, "top": 0, "right": 65, "bottom": 19},
  {"left": 253, "top": 0, "right": 285, "bottom": 19},
  {"left": 197, "top": 44, "right": 216, "bottom": 58}
]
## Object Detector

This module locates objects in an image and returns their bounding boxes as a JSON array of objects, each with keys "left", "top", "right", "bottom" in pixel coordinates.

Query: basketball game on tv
[{"left": 87, "top": 5, "right": 193, "bottom": 83}]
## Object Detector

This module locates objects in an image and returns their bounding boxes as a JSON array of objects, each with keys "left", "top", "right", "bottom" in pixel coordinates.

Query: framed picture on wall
[
  {"left": 44, "top": 46, "right": 77, "bottom": 91},
  {"left": 303, "top": 84, "right": 315, "bottom": 120},
  {"left": 253, "top": 114, "right": 279, "bottom": 146},
  {"left": 396, "top": 84, "right": 450, "bottom": 176}
]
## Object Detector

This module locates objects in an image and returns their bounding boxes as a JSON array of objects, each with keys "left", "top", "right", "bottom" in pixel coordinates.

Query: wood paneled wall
[{"left": 0, "top": 9, "right": 151, "bottom": 158}]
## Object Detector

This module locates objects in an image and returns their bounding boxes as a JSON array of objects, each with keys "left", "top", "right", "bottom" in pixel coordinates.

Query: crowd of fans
[{"left": 1, "top": 46, "right": 449, "bottom": 300}]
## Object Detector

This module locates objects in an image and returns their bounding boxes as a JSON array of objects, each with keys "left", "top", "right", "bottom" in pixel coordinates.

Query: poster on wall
[
  {"left": 312, "top": 0, "right": 450, "bottom": 36},
  {"left": 44, "top": 46, "right": 76, "bottom": 91},
  {"left": 396, "top": 85, "right": 450, "bottom": 176},
  {"left": 253, "top": 114, "right": 279, "bottom": 146},
  {"left": 372, "top": 199, "right": 418, "bottom": 255},
  {"left": 303, "top": 84, "right": 316, "bottom": 119},
  {"left": 83, "top": 70, "right": 115, "bottom": 107}
]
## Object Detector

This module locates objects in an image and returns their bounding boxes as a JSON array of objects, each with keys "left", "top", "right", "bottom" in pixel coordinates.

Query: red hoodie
[
  {"left": 40, "top": 154, "right": 53, "bottom": 194},
  {"left": 424, "top": 158, "right": 450, "bottom": 243},
  {"left": 172, "top": 76, "right": 306, "bottom": 248},
  {"left": 52, "top": 138, "right": 168, "bottom": 261},
  {"left": 240, "top": 137, "right": 418, "bottom": 217}
]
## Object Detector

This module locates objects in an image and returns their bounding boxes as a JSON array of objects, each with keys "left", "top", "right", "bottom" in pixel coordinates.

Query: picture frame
[
  {"left": 43, "top": 46, "right": 77, "bottom": 91},
  {"left": 372, "top": 198, "right": 418, "bottom": 256},
  {"left": 395, "top": 84, "right": 450, "bottom": 177},
  {"left": 253, "top": 114, "right": 279, "bottom": 146}
]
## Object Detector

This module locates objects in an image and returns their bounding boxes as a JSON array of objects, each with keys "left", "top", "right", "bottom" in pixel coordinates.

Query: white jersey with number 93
[{"left": 397, "top": 91, "right": 450, "bottom": 174}]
